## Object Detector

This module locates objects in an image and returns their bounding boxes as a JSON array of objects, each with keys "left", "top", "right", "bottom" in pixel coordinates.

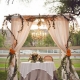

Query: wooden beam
[{"left": 4, "top": 14, "right": 70, "bottom": 21}]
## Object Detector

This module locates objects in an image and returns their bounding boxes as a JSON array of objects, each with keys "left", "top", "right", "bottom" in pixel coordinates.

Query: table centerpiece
[{"left": 28, "top": 53, "right": 43, "bottom": 63}]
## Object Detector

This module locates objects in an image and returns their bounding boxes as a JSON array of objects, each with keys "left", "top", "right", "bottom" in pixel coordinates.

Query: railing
[
  {"left": 0, "top": 53, "right": 80, "bottom": 58},
  {"left": 0, "top": 46, "right": 80, "bottom": 58}
]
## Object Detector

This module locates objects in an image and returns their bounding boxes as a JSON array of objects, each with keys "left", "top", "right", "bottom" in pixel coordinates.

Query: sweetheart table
[{"left": 19, "top": 62, "right": 56, "bottom": 80}]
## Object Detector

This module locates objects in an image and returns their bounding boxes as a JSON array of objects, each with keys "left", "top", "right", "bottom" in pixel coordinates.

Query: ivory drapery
[
  {"left": 8, "top": 16, "right": 34, "bottom": 80},
  {"left": 44, "top": 16, "right": 69, "bottom": 56},
  {"left": 45, "top": 16, "right": 79, "bottom": 80},
  {"left": 44, "top": 16, "right": 69, "bottom": 80}
]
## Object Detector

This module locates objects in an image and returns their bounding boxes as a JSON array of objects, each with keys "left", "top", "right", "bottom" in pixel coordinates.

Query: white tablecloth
[{"left": 19, "top": 62, "right": 56, "bottom": 80}]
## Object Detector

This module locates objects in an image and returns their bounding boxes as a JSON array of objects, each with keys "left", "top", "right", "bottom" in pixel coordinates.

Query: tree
[
  {"left": 45, "top": 0, "right": 80, "bottom": 15},
  {"left": 73, "top": 31, "right": 80, "bottom": 46},
  {"left": 0, "top": 34, "right": 5, "bottom": 47},
  {"left": 44, "top": 34, "right": 55, "bottom": 46},
  {"left": 23, "top": 32, "right": 33, "bottom": 47},
  {"left": 5, "top": 0, "right": 32, "bottom": 5},
  {"left": 23, "top": 31, "right": 55, "bottom": 47},
  {"left": 70, "top": 31, "right": 80, "bottom": 46},
  {"left": 59, "top": 0, "right": 80, "bottom": 15}
]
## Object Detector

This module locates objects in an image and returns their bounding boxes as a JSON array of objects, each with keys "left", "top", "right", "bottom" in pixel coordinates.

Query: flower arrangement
[
  {"left": 66, "top": 48, "right": 71, "bottom": 57},
  {"left": 8, "top": 48, "right": 15, "bottom": 65},
  {"left": 57, "top": 48, "right": 75, "bottom": 80},
  {"left": 10, "top": 48, "right": 15, "bottom": 54},
  {"left": 28, "top": 53, "right": 43, "bottom": 63}
]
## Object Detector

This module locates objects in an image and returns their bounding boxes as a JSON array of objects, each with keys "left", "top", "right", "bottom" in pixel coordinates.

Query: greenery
[
  {"left": 23, "top": 32, "right": 33, "bottom": 47},
  {"left": 4, "top": 0, "right": 32, "bottom": 5},
  {"left": 0, "top": 58, "right": 80, "bottom": 68},
  {"left": 45, "top": 0, "right": 80, "bottom": 15},
  {"left": 5, "top": 0, "right": 80, "bottom": 15},
  {"left": 58, "top": 0, "right": 80, "bottom": 15},
  {"left": 23, "top": 31, "right": 55, "bottom": 47},
  {"left": 28, "top": 53, "right": 43, "bottom": 63},
  {"left": 0, "top": 70, "right": 7, "bottom": 80},
  {"left": 23, "top": 30, "right": 80, "bottom": 47},
  {"left": 0, "top": 63, "right": 80, "bottom": 68},
  {"left": 44, "top": 34, "right": 55, "bottom": 46},
  {"left": 77, "top": 71, "right": 80, "bottom": 78},
  {"left": 0, "top": 34, "right": 5, "bottom": 47},
  {"left": 71, "top": 31, "right": 80, "bottom": 46},
  {"left": 0, "top": 58, "right": 80, "bottom": 80}
]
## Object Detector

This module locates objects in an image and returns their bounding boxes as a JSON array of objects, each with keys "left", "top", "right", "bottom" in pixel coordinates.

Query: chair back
[{"left": 44, "top": 55, "right": 53, "bottom": 61}]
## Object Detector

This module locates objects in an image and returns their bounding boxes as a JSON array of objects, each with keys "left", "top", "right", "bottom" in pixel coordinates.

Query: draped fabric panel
[
  {"left": 11, "top": 17, "right": 33, "bottom": 51},
  {"left": 44, "top": 16, "right": 69, "bottom": 56},
  {"left": 9, "top": 17, "right": 34, "bottom": 80},
  {"left": 44, "top": 16, "right": 70, "bottom": 80}
]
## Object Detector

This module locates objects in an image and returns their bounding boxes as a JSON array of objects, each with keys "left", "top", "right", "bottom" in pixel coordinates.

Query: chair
[
  {"left": 44, "top": 55, "right": 58, "bottom": 80},
  {"left": 44, "top": 55, "right": 53, "bottom": 62}
]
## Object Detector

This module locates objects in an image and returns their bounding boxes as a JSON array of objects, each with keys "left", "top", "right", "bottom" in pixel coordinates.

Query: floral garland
[
  {"left": 57, "top": 49, "right": 80, "bottom": 80},
  {"left": 6, "top": 48, "right": 17, "bottom": 80},
  {"left": 2, "top": 14, "right": 35, "bottom": 80},
  {"left": 47, "top": 19, "right": 55, "bottom": 30},
  {"left": 28, "top": 53, "right": 43, "bottom": 63},
  {"left": 57, "top": 55, "right": 73, "bottom": 80}
]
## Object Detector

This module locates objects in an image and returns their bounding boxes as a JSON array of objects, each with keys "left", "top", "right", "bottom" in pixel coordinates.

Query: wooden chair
[
  {"left": 44, "top": 55, "right": 53, "bottom": 62},
  {"left": 44, "top": 55, "right": 58, "bottom": 80}
]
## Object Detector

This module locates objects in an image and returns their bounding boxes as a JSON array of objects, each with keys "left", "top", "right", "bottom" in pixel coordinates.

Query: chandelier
[
  {"left": 31, "top": 17, "right": 47, "bottom": 40},
  {"left": 31, "top": 27, "right": 46, "bottom": 40}
]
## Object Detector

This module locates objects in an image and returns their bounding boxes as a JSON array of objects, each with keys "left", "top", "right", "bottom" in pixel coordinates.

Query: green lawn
[
  {"left": 0, "top": 63, "right": 8, "bottom": 67},
  {"left": 0, "top": 60, "right": 80, "bottom": 68},
  {"left": 0, "top": 58, "right": 80, "bottom": 68},
  {"left": 0, "top": 71, "right": 7, "bottom": 80},
  {"left": 0, "top": 58, "right": 80, "bottom": 80},
  {"left": 77, "top": 71, "right": 80, "bottom": 78}
]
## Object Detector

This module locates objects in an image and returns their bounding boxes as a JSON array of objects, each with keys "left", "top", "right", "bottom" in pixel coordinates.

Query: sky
[
  {"left": 0, "top": 0, "right": 80, "bottom": 29},
  {"left": 0, "top": 0, "right": 49, "bottom": 29}
]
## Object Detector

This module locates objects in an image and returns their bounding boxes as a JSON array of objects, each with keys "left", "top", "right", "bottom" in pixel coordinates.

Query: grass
[
  {"left": 0, "top": 58, "right": 80, "bottom": 80},
  {"left": 0, "top": 58, "right": 80, "bottom": 68},
  {"left": 0, "top": 70, "right": 7, "bottom": 80},
  {"left": 55, "top": 63, "right": 80, "bottom": 68},
  {"left": 0, "top": 64, "right": 8, "bottom": 67},
  {"left": 54, "top": 59, "right": 80, "bottom": 68},
  {"left": 77, "top": 71, "right": 80, "bottom": 78},
  {"left": 73, "top": 64, "right": 80, "bottom": 67}
]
